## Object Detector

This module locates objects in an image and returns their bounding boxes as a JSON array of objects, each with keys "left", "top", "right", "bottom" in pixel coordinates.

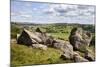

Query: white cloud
[
  {"left": 43, "top": 4, "right": 78, "bottom": 17},
  {"left": 11, "top": 1, "right": 95, "bottom": 24},
  {"left": 41, "top": 4, "right": 95, "bottom": 24},
  {"left": 43, "top": 4, "right": 95, "bottom": 17}
]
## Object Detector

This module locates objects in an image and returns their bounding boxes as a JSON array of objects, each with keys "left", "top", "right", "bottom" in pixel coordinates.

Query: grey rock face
[
  {"left": 69, "top": 27, "right": 92, "bottom": 51},
  {"left": 17, "top": 28, "right": 53, "bottom": 50},
  {"left": 17, "top": 29, "right": 42, "bottom": 46},
  {"left": 32, "top": 44, "right": 47, "bottom": 50},
  {"left": 73, "top": 52, "right": 89, "bottom": 62},
  {"left": 53, "top": 40, "right": 73, "bottom": 59}
]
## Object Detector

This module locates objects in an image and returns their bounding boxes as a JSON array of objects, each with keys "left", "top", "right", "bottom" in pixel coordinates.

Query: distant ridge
[{"left": 11, "top": 21, "right": 94, "bottom": 25}]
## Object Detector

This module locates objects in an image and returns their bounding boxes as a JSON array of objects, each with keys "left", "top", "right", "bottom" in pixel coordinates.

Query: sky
[{"left": 11, "top": 0, "right": 96, "bottom": 24}]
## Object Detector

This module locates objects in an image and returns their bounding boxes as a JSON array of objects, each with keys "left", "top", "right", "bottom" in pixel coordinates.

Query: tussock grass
[{"left": 11, "top": 43, "right": 65, "bottom": 66}]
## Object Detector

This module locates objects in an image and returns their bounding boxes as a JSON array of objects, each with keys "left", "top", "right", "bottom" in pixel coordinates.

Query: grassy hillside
[
  {"left": 11, "top": 43, "right": 73, "bottom": 66},
  {"left": 11, "top": 22, "right": 95, "bottom": 66}
]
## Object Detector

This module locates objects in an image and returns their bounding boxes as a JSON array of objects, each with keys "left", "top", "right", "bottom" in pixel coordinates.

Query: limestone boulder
[
  {"left": 17, "top": 29, "right": 42, "bottom": 46},
  {"left": 53, "top": 40, "right": 73, "bottom": 59},
  {"left": 69, "top": 27, "right": 92, "bottom": 51},
  {"left": 73, "top": 52, "right": 89, "bottom": 62},
  {"left": 32, "top": 44, "right": 47, "bottom": 50}
]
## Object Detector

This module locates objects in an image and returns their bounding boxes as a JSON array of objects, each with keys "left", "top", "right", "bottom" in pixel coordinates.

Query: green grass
[
  {"left": 11, "top": 23, "right": 95, "bottom": 66},
  {"left": 50, "top": 33, "right": 69, "bottom": 41},
  {"left": 11, "top": 24, "right": 74, "bottom": 66},
  {"left": 75, "top": 45, "right": 95, "bottom": 58},
  {"left": 11, "top": 43, "right": 74, "bottom": 66}
]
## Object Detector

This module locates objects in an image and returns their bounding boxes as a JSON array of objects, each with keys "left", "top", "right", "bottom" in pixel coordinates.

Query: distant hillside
[{"left": 11, "top": 22, "right": 94, "bottom": 26}]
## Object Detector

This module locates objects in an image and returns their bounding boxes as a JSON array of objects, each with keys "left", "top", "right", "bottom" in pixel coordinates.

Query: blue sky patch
[{"left": 11, "top": 0, "right": 96, "bottom": 24}]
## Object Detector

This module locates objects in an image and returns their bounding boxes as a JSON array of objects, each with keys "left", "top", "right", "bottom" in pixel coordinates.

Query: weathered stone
[
  {"left": 32, "top": 44, "right": 47, "bottom": 50},
  {"left": 82, "top": 31, "right": 92, "bottom": 46},
  {"left": 73, "top": 52, "right": 89, "bottom": 62},
  {"left": 69, "top": 27, "right": 92, "bottom": 51},
  {"left": 17, "top": 28, "right": 55, "bottom": 51},
  {"left": 53, "top": 41, "right": 73, "bottom": 59},
  {"left": 17, "top": 29, "right": 42, "bottom": 46},
  {"left": 54, "top": 39, "right": 66, "bottom": 43}
]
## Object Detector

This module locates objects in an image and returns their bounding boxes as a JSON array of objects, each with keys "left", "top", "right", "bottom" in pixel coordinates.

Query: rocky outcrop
[
  {"left": 17, "top": 28, "right": 54, "bottom": 50},
  {"left": 17, "top": 29, "right": 42, "bottom": 46},
  {"left": 82, "top": 31, "right": 92, "bottom": 46},
  {"left": 32, "top": 44, "right": 47, "bottom": 50},
  {"left": 73, "top": 52, "right": 89, "bottom": 62},
  {"left": 69, "top": 27, "right": 95, "bottom": 62},
  {"left": 69, "top": 27, "right": 92, "bottom": 51},
  {"left": 16, "top": 27, "right": 95, "bottom": 62},
  {"left": 53, "top": 40, "right": 73, "bottom": 59}
]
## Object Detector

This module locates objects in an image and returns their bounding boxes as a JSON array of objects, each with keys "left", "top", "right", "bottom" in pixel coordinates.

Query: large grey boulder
[
  {"left": 82, "top": 31, "right": 92, "bottom": 46},
  {"left": 69, "top": 27, "right": 92, "bottom": 51},
  {"left": 53, "top": 40, "right": 73, "bottom": 59},
  {"left": 73, "top": 52, "right": 89, "bottom": 62},
  {"left": 17, "top": 29, "right": 42, "bottom": 46},
  {"left": 17, "top": 28, "right": 54, "bottom": 45},
  {"left": 17, "top": 28, "right": 55, "bottom": 50}
]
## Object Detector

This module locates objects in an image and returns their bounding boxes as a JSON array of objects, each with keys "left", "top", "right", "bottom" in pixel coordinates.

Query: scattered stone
[
  {"left": 73, "top": 52, "right": 89, "bottom": 62},
  {"left": 16, "top": 27, "right": 95, "bottom": 62},
  {"left": 82, "top": 31, "right": 92, "bottom": 46},
  {"left": 54, "top": 41, "right": 73, "bottom": 59},
  {"left": 32, "top": 44, "right": 47, "bottom": 50}
]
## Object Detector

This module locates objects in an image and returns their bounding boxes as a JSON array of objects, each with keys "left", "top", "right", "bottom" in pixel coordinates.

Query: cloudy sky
[{"left": 11, "top": 0, "right": 96, "bottom": 24}]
